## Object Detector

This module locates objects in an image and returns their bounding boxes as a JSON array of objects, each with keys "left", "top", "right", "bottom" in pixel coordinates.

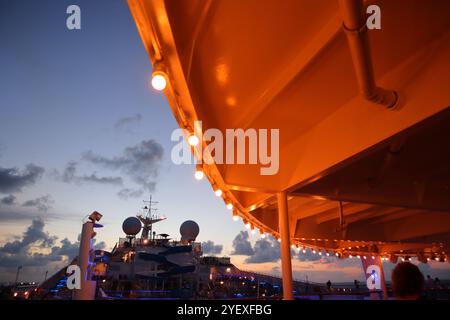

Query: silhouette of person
[{"left": 391, "top": 262, "right": 424, "bottom": 300}]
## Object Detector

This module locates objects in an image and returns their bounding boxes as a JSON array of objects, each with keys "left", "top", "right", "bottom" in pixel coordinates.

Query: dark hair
[{"left": 391, "top": 262, "right": 424, "bottom": 298}]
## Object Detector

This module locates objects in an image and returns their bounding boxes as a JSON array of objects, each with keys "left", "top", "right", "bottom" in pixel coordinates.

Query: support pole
[
  {"left": 277, "top": 191, "right": 294, "bottom": 300},
  {"left": 73, "top": 221, "right": 97, "bottom": 300}
]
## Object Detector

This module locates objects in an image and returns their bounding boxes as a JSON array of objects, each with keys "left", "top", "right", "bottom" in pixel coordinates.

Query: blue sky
[{"left": 0, "top": 0, "right": 449, "bottom": 284}]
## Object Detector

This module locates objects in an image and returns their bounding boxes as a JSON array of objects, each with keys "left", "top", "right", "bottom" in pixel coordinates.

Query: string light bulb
[
  {"left": 215, "top": 189, "right": 223, "bottom": 197},
  {"left": 226, "top": 203, "right": 233, "bottom": 210},
  {"left": 194, "top": 169, "right": 204, "bottom": 180},
  {"left": 151, "top": 63, "right": 167, "bottom": 91},
  {"left": 188, "top": 134, "right": 200, "bottom": 146},
  {"left": 232, "top": 210, "right": 240, "bottom": 222}
]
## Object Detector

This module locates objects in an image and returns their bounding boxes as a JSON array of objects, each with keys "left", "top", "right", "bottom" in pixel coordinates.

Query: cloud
[
  {"left": 0, "top": 208, "right": 44, "bottom": 222},
  {"left": 114, "top": 114, "right": 142, "bottom": 130},
  {"left": 0, "top": 218, "right": 106, "bottom": 273},
  {"left": 117, "top": 188, "right": 144, "bottom": 200},
  {"left": 0, "top": 218, "right": 56, "bottom": 254},
  {"left": 22, "top": 195, "right": 54, "bottom": 212},
  {"left": 245, "top": 237, "right": 280, "bottom": 263},
  {"left": 1, "top": 194, "right": 16, "bottom": 205},
  {"left": 0, "top": 164, "right": 44, "bottom": 194},
  {"left": 201, "top": 240, "right": 223, "bottom": 255},
  {"left": 82, "top": 139, "right": 164, "bottom": 191},
  {"left": 231, "top": 231, "right": 254, "bottom": 255},
  {"left": 57, "top": 161, "right": 123, "bottom": 186}
]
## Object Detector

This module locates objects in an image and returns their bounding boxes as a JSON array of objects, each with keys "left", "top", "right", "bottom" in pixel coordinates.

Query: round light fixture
[
  {"left": 151, "top": 73, "right": 167, "bottom": 91},
  {"left": 188, "top": 134, "right": 200, "bottom": 146},
  {"left": 194, "top": 170, "right": 204, "bottom": 180}
]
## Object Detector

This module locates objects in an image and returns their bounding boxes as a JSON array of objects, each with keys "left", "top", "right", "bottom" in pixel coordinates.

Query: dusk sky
[{"left": 1, "top": 0, "right": 449, "bottom": 284}]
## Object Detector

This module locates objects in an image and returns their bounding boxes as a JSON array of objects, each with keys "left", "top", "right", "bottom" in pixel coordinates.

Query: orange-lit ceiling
[{"left": 128, "top": 0, "right": 450, "bottom": 259}]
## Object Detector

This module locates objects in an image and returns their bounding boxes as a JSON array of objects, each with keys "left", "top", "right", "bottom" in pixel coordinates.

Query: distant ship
[{"left": 22, "top": 197, "right": 325, "bottom": 300}]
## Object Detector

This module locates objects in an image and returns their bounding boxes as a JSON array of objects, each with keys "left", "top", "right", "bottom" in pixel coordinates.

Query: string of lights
[{"left": 149, "top": 63, "right": 449, "bottom": 265}]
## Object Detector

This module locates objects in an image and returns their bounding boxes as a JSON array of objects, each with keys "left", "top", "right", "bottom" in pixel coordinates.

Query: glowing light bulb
[
  {"left": 335, "top": 252, "right": 339, "bottom": 257},
  {"left": 245, "top": 223, "right": 251, "bottom": 229},
  {"left": 349, "top": 255, "right": 353, "bottom": 259},
  {"left": 188, "top": 134, "right": 200, "bottom": 146},
  {"left": 319, "top": 251, "right": 322, "bottom": 256},
  {"left": 277, "top": 238, "right": 281, "bottom": 243},
  {"left": 313, "top": 250, "right": 316, "bottom": 254},
  {"left": 302, "top": 249, "right": 306, "bottom": 254},
  {"left": 151, "top": 73, "right": 166, "bottom": 91},
  {"left": 215, "top": 189, "right": 223, "bottom": 197},
  {"left": 251, "top": 229, "right": 256, "bottom": 235},
  {"left": 226, "top": 203, "right": 233, "bottom": 210},
  {"left": 194, "top": 170, "right": 204, "bottom": 180},
  {"left": 261, "top": 233, "right": 266, "bottom": 239},
  {"left": 232, "top": 215, "right": 239, "bottom": 221}
]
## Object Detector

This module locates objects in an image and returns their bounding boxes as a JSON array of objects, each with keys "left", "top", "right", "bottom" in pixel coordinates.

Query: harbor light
[
  {"left": 151, "top": 72, "right": 167, "bottom": 91},
  {"left": 188, "top": 134, "right": 200, "bottom": 146}
]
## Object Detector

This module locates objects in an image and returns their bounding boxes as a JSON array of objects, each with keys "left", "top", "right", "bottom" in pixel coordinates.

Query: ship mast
[{"left": 137, "top": 195, "right": 164, "bottom": 240}]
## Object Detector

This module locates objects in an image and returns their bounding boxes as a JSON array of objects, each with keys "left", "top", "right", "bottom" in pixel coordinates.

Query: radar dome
[
  {"left": 180, "top": 220, "right": 200, "bottom": 242},
  {"left": 122, "top": 217, "right": 141, "bottom": 236}
]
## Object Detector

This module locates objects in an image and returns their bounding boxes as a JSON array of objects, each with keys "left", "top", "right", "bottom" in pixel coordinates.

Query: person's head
[{"left": 391, "top": 262, "right": 424, "bottom": 300}]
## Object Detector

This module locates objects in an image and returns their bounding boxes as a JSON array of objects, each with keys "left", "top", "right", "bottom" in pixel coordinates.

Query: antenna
[
  {"left": 142, "top": 194, "right": 159, "bottom": 220},
  {"left": 137, "top": 195, "right": 165, "bottom": 240}
]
